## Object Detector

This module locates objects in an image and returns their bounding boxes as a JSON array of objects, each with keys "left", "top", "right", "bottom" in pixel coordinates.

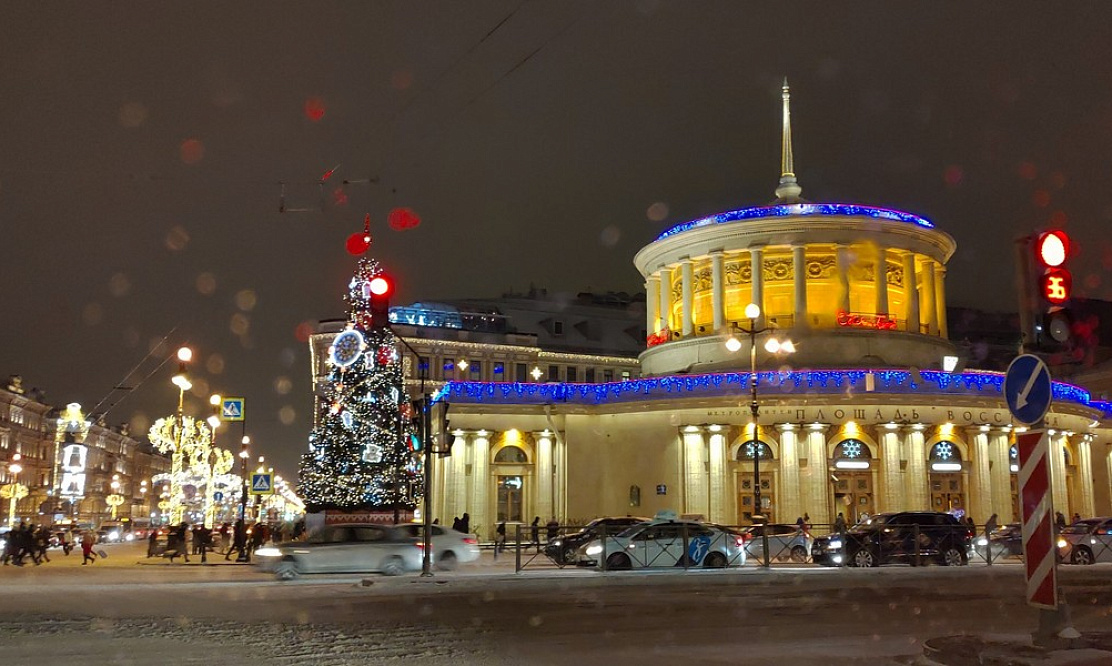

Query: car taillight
[
  {"left": 463, "top": 537, "right": 478, "bottom": 545},
  {"left": 735, "top": 537, "right": 746, "bottom": 548},
  {"left": 415, "top": 542, "right": 425, "bottom": 549}
]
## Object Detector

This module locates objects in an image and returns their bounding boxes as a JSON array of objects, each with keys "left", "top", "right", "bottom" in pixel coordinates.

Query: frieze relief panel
[
  {"left": 805, "top": 256, "right": 836, "bottom": 279},
  {"left": 765, "top": 258, "right": 793, "bottom": 282},
  {"left": 725, "top": 260, "right": 747, "bottom": 285},
  {"left": 887, "top": 263, "right": 903, "bottom": 287},
  {"left": 693, "top": 267, "right": 713, "bottom": 293}
]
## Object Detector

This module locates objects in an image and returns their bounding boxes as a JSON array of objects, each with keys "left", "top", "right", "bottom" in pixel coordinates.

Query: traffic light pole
[
  {"left": 390, "top": 330, "right": 434, "bottom": 576},
  {"left": 1014, "top": 235, "right": 1035, "bottom": 354}
]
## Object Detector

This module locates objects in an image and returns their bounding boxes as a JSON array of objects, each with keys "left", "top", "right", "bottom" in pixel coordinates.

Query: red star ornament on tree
[{"left": 346, "top": 214, "right": 373, "bottom": 255}]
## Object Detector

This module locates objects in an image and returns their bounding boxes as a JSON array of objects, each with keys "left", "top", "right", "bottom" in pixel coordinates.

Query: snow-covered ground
[{"left": 2, "top": 543, "right": 1110, "bottom": 665}]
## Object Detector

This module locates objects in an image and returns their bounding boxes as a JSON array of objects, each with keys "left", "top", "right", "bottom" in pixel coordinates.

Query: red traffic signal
[
  {"left": 369, "top": 275, "right": 393, "bottom": 297},
  {"left": 368, "top": 273, "right": 394, "bottom": 329},
  {"left": 1039, "top": 268, "right": 1072, "bottom": 305},
  {"left": 1034, "top": 230, "right": 1069, "bottom": 268}
]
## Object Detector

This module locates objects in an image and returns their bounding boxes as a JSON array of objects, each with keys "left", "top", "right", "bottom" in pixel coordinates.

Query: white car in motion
[
  {"left": 579, "top": 515, "right": 746, "bottom": 570},
  {"left": 254, "top": 524, "right": 425, "bottom": 580}
]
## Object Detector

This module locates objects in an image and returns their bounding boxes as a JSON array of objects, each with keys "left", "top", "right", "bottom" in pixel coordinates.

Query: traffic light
[
  {"left": 368, "top": 274, "right": 394, "bottom": 329},
  {"left": 1032, "top": 230, "right": 1073, "bottom": 348}
]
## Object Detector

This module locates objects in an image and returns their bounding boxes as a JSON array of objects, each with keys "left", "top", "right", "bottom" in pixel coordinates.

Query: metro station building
[{"left": 313, "top": 87, "right": 1112, "bottom": 539}]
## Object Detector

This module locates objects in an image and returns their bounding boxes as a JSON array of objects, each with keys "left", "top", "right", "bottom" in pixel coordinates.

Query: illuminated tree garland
[{"left": 298, "top": 257, "right": 423, "bottom": 513}]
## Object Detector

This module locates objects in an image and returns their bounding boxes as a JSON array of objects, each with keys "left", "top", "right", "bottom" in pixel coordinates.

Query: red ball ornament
[
  {"left": 388, "top": 207, "right": 421, "bottom": 231},
  {"left": 346, "top": 232, "right": 372, "bottom": 255},
  {"left": 376, "top": 345, "right": 395, "bottom": 366}
]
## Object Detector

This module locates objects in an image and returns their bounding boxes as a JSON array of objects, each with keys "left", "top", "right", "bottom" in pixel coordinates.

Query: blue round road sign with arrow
[{"left": 1003, "top": 354, "right": 1053, "bottom": 426}]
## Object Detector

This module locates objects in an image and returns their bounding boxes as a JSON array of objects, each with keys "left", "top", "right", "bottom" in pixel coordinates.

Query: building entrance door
[
  {"left": 929, "top": 473, "right": 965, "bottom": 515},
  {"left": 832, "top": 473, "right": 874, "bottom": 524},
  {"left": 737, "top": 471, "right": 775, "bottom": 525}
]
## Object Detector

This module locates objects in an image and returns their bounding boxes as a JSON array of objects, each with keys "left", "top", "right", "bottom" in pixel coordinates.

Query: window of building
[
  {"left": 566, "top": 366, "right": 577, "bottom": 382},
  {"left": 736, "top": 441, "right": 773, "bottom": 460},
  {"left": 603, "top": 369, "right": 614, "bottom": 382},
  {"left": 515, "top": 363, "right": 528, "bottom": 383},
  {"left": 493, "top": 363, "right": 505, "bottom": 381},
  {"left": 494, "top": 445, "right": 528, "bottom": 464},
  {"left": 554, "top": 320, "right": 564, "bottom": 336},
  {"left": 417, "top": 356, "right": 430, "bottom": 378},
  {"left": 548, "top": 365, "right": 560, "bottom": 382},
  {"left": 443, "top": 360, "right": 455, "bottom": 374},
  {"left": 621, "top": 370, "right": 631, "bottom": 381},
  {"left": 585, "top": 368, "right": 596, "bottom": 383},
  {"left": 469, "top": 360, "right": 481, "bottom": 381}
]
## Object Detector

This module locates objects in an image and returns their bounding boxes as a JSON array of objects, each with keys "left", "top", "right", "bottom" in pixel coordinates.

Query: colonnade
[{"left": 645, "top": 246, "right": 948, "bottom": 340}]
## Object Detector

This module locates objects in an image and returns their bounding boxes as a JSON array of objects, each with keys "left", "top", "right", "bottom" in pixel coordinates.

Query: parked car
[
  {"left": 739, "top": 523, "right": 813, "bottom": 563},
  {"left": 578, "top": 514, "right": 746, "bottom": 570},
  {"left": 544, "top": 516, "right": 650, "bottom": 565},
  {"left": 253, "top": 524, "right": 425, "bottom": 580},
  {"left": 811, "top": 511, "right": 972, "bottom": 567},
  {"left": 393, "top": 523, "right": 481, "bottom": 570},
  {"left": 1057, "top": 517, "right": 1112, "bottom": 565},
  {"left": 973, "top": 523, "right": 1023, "bottom": 562}
]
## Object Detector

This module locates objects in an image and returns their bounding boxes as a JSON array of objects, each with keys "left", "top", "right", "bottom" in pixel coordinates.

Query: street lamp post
[
  {"left": 5, "top": 454, "right": 26, "bottom": 529},
  {"left": 725, "top": 303, "right": 795, "bottom": 568},
  {"left": 106, "top": 474, "right": 123, "bottom": 520},
  {"left": 169, "top": 346, "right": 193, "bottom": 525},
  {"left": 237, "top": 437, "right": 250, "bottom": 563}
]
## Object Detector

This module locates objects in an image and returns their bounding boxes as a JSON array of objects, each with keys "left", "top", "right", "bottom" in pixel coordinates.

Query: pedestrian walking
[
  {"left": 530, "top": 516, "right": 541, "bottom": 552},
  {"left": 168, "top": 523, "right": 190, "bottom": 563},
  {"left": 802, "top": 513, "right": 812, "bottom": 536},
  {"left": 219, "top": 523, "right": 231, "bottom": 553},
  {"left": 1055, "top": 511, "right": 1066, "bottom": 532},
  {"left": 147, "top": 529, "right": 159, "bottom": 558},
  {"left": 451, "top": 516, "right": 461, "bottom": 532},
  {"left": 546, "top": 517, "right": 559, "bottom": 544},
  {"left": 495, "top": 521, "right": 507, "bottom": 556},
  {"left": 459, "top": 513, "right": 471, "bottom": 535},
  {"left": 985, "top": 513, "right": 999, "bottom": 535},
  {"left": 80, "top": 530, "right": 97, "bottom": 565},
  {"left": 225, "top": 518, "right": 247, "bottom": 561},
  {"left": 34, "top": 525, "right": 50, "bottom": 564},
  {"left": 1071, "top": 512, "right": 1081, "bottom": 525}
]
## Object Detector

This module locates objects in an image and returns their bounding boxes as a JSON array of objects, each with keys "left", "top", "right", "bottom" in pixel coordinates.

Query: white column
[
  {"left": 446, "top": 433, "right": 469, "bottom": 523},
  {"left": 1050, "top": 433, "right": 1069, "bottom": 516},
  {"left": 535, "top": 432, "right": 555, "bottom": 522},
  {"left": 1079, "top": 437, "right": 1096, "bottom": 518},
  {"left": 554, "top": 430, "right": 567, "bottom": 523},
  {"left": 904, "top": 427, "right": 929, "bottom": 510},
  {"left": 792, "top": 245, "right": 808, "bottom": 328},
  {"left": 708, "top": 429, "right": 728, "bottom": 524},
  {"left": 710, "top": 251, "right": 726, "bottom": 333},
  {"left": 659, "top": 267, "right": 673, "bottom": 334},
  {"left": 836, "top": 244, "right": 851, "bottom": 315},
  {"left": 874, "top": 245, "right": 889, "bottom": 316},
  {"left": 776, "top": 424, "right": 801, "bottom": 523},
  {"left": 471, "top": 431, "right": 491, "bottom": 540},
  {"left": 988, "top": 429, "right": 1015, "bottom": 523},
  {"left": 681, "top": 259, "right": 694, "bottom": 337},
  {"left": 646, "top": 276, "right": 661, "bottom": 335},
  {"left": 902, "top": 252, "right": 920, "bottom": 333},
  {"left": 879, "top": 429, "right": 903, "bottom": 512},
  {"left": 934, "top": 263, "right": 948, "bottom": 339},
  {"left": 682, "top": 428, "right": 708, "bottom": 518},
  {"left": 803, "top": 426, "right": 829, "bottom": 527},
  {"left": 921, "top": 259, "right": 938, "bottom": 336},
  {"left": 749, "top": 248, "right": 764, "bottom": 325},
  {"left": 967, "top": 429, "right": 992, "bottom": 525}
]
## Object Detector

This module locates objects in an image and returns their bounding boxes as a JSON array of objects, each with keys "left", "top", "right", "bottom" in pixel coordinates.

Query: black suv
[
  {"left": 544, "top": 516, "right": 649, "bottom": 565},
  {"left": 812, "top": 512, "right": 972, "bottom": 567}
]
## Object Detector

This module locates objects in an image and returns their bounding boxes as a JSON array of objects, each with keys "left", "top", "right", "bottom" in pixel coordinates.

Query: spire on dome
[{"left": 774, "top": 77, "right": 803, "bottom": 202}]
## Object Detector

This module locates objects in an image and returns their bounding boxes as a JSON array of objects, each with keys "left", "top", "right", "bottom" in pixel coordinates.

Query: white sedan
[
  {"left": 254, "top": 524, "right": 425, "bottom": 580},
  {"left": 579, "top": 518, "right": 746, "bottom": 570},
  {"left": 394, "top": 523, "right": 481, "bottom": 570}
]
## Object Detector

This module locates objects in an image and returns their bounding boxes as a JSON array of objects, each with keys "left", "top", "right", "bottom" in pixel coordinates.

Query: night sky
[{"left": 3, "top": 2, "right": 1111, "bottom": 476}]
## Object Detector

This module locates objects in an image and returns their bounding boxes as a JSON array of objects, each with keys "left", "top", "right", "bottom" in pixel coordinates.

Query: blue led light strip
[
  {"left": 430, "top": 369, "right": 1101, "bottom": 416},
  {"left": 654, "top": 203, "right": 934, "bottom": 241}
]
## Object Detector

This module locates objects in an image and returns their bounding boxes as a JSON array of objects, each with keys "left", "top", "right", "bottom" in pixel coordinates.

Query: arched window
[
  {"left": 494, "top": 445, "right": 528, "bottom": 464},
  {"left": 833, "top": 439, "right": 870, "bottom": 470},
  {"left": 929, "top": 441, "right": 962, "bottom": 472},
  {"left": 736, "top": 440, "right": 772, "bottom": 461}
]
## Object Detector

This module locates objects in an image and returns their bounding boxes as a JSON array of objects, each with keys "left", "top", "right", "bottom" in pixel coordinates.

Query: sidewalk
[{"left": 921, "top": 634, "right": 1112, "bottom": 665}]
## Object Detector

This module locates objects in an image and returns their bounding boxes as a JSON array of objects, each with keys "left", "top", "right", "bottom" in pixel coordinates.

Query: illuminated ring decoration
[{"left": 330, "top": 329, "right": 365, "bottom": 368}]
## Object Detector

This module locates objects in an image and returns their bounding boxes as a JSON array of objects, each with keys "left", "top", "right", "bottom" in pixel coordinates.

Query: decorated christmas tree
[{"left": 299, "top": 257, "right": 423, "bottom": 513}]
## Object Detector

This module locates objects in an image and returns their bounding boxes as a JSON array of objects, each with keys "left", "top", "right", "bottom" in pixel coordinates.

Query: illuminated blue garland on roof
[
  {"left": 654, "top": 203, "right": 935, "bottom": 241},
  {"left": 431, "top": 369, "right": 1101, "bottom": 416}
]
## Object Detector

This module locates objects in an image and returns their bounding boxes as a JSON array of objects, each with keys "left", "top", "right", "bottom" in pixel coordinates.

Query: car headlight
[
  {"left": 828, "top": 538, "right": 843, "bottom": 549},
  {"left": 976, "top": 538, "right": 988, "bottom": 546},
  {"left": 550, "top": 539, "right": 562, "bottom": 547},
  {"left": 109, "top": 530, "right": 119, "bottom": 541},
  {"left": 1057, "top": 539, "right": 1067, "bottom": 549},
  {"left": 125, "top": 533, "right": 135, "bottom": 542},
  {"left": 254, "top": 547, "right": 283, "bottom": 558},
  {"left": 585, "top": 544, "right": 602, "bottom": 556}
]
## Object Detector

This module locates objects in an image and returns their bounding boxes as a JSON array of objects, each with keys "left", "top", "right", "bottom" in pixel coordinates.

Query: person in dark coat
[
  {"left": 495, "top": 521, "right": 507, "bottom": 556},
  {"left": 530, "top": 517, "right": 541, "bottom": 552},
  {"left": 147, "top": 528, "right": 159, "bottom": 558},
  {"left": 226, "top": 519, "right": 246, "bottom": 561},
  {"left": 459, "top": 513, "right": 470, "bottom": 535},
  {"left": 546, "top": 518, "right": 559, "bottom": 543}
]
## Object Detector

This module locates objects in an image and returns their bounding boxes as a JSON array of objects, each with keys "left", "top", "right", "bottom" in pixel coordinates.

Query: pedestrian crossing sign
[
  {"left": 221, "top": 397, "right": 245, "bottom": 421},
  {"left": 250, "top": 473, "right": 274, "bottom": 495}
]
